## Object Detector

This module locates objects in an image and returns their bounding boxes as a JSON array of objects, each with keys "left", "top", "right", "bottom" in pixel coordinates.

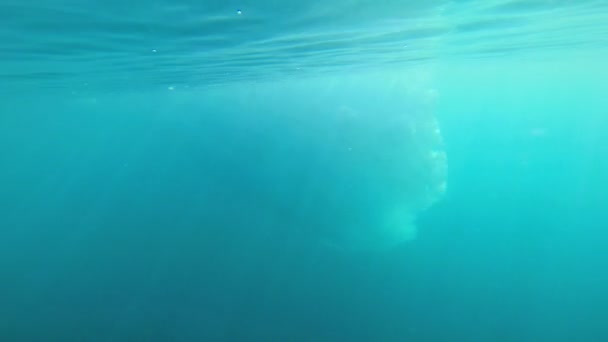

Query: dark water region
[{"left": 1, "top": 0, "right": 608, "bottom": 341}]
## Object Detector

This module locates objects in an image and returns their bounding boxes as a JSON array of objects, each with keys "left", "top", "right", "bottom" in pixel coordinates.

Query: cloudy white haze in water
[{"left": 139, "top": 69, "right": 448, "bottom": 252}]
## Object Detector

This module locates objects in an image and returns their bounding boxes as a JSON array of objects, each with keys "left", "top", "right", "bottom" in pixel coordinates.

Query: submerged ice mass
[{"left": 165, "top": 71, "right": 447, "bottom": 252}]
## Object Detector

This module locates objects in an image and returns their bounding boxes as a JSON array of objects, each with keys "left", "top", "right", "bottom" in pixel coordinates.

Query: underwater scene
[{"left": 0, "top": 0, "right": 607, "bottom": 340}]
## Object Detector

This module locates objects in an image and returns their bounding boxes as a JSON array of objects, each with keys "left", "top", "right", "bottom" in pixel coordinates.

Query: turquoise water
[{"left": 1, "top": 0, "right": 608, "bottom": 340}]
